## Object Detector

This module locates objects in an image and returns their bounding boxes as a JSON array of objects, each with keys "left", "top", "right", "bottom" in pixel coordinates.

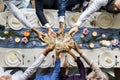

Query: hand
[
  {"left": 32, "top": 27, "right": 46, "bottom": 43},
  {"left": 68, "top": 25, "right": 78, "bottom": 36},
  {"left": 57, "top": 22, "right": 65, "bottom": 36},
  {"left": 43, "top": 43, "right": 55, "bottom": 56},
  {"left": 47, "top": 28, "right": 56, "bottom": 38}
]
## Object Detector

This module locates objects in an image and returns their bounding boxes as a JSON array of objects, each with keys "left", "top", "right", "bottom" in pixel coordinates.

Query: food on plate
[
  {"left": 12, "top": 18, "right": 20, "bottom": 24},
  {"left": 105, "top": 57, "right": 112, "bottom": 64},
  {"left": 10, "top": 53, "right": 16, "bottom": 61},
  {"left": 72, "top": 15, "right": 78, "bottom": 22}
]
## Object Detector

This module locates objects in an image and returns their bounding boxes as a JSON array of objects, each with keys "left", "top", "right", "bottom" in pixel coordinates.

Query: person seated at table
[
  {"left": 69, "top": 0, "right": 120, "bottom": 36},
  {"left": 2, "top": 0, "right": 50, "bottom": 42},
  {"left": 34, "top": 50, "right": 61, "bottom": 80},
  {"left": 61, "top": 52, "right": 86, "bottom": 80},
  {"left": 62, "top": 41, "right": 109, "bottom": 80},
  {"left": 0, "top": 43, "right": 55, "bottom": 80},
  {"left": 3, "top": 0, "right": 31, "bottom": 11}
]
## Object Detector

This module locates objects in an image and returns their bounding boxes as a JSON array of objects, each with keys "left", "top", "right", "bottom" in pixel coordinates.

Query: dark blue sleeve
[
  {"left": 51, "top": 59, "right": 61, "bottom": 80},
  {"left": 61, "top": 75, "right": 69, "bottom": 80},
  {"left": 75, "top": 57, "right": 86, "bottom": 80},
  {"left": 58, "top": 0, "right": 68, "bottom": 17},
  {"left": 35, "top": 0, "right": 48, "bottom": 26}
]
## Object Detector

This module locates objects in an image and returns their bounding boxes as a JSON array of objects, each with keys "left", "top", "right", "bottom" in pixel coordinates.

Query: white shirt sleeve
[
  {"left": 76, "top": 0, "right": 108, "bottom": 27},
  {"left": 18, "top": 54, "right": 45, "bottom": 80}
]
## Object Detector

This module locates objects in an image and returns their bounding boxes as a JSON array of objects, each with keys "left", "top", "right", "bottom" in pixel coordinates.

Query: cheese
[
  {"left": 105, "top": 57, "right": 112, "bottom": 64},
  {"left": 72, "top": 15, "right": 78, "bottom": 22},
  {"left": 12, "top": 18, "right": 20, "bottom": 24},
  {"left": 10, "top": 53, "right": 16, "bottom": 61}
]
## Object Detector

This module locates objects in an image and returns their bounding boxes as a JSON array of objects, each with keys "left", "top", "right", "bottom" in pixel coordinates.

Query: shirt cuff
[
  {"left": 59, "top": 16, "right": 65, "bottom": 23},
  {"left": 40, "top": 54, "right": 46, "bottom": 59},
  {"left": 75, "top": 21, "right": 82, "bottom": 27},
  {"left": 44, "top": 23, "right": 51, "bottom": 28}
]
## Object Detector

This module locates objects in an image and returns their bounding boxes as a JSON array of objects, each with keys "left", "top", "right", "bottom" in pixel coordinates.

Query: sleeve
[
  {"left": 35, "top": 0, "right": 48, "bottom": 27},
  {"left": 17, "top": 0, "right": 31, "bottom": 8},
  {"left": 51, "top": 59, "right": 61, "bottom": 80},
  {"left": 5, "top": 1, "right": 33, "bottom": 28},
  {"left": 61, "top": 75, "right": 69, "bottom": 80},
  {"left": 76, "top": 0, "right": 108, "bottom": 27},
  {"left": 0, "top": 67, "right": 4, "bottom": 75},
  {"left": 75, "top": 57, "right": 86, "bottom": 80},
  {"left": 20, "top": 54, "right": 45, "bottom": 80},
  {"left": 81, "top": 53, "right": 108, "bottom": 80},
  {"left": 58, "top": 0, "right": 68, "bottom": 22}
]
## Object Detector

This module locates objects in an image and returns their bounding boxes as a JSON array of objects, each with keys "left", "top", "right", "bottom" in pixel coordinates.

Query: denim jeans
[{"left": 58, "top": 0, "right": 85, "bottom": 17}]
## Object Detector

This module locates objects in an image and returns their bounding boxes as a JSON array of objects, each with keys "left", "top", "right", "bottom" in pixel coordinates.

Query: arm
[
  {"left": 58, "top": 0, "right": 68, "bottom": 23},
  {"left": 76, "top": 0, "right": 108, "bottom": 26},
  {"left": 35, "top": 0, "right": 49, "bottom": 28},
  {"left": 80, "top": 53, "right": 108, "bottom": 80},
  {"left": 68, "top": 50, "right": 86, "bottom": 80},
  {"left": 20, "top": 44, "right": 55, "bottom": 80},
  {"left": 5, "top": 1, "right": 33, "bottom": 29},
  {"left": 69, "top": 42, "right": 108, "bottom": 80},
  {"left": 75, "top": 57, "right": 86, "bottom": 80},
  {"left": 51, "top": 52, "right": 61, "bottom": 80}
]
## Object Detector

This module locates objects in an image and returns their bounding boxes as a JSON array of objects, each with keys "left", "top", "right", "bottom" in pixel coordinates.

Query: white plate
[
  {"left": 99, "top": 52, "right": 115, "bottom": 68},
  {"left": 8, "top": 14, "right": 23, "bottom": 30},
  {"left": 0, "top": 0, "right": 4, "bottom": 12},
  {"left": 113, "top": 14, "right": 120, "bottom": 28},
  {"left": 36, "top": 54, "right": 52, "bottom": 68},
  {"left": 67, "top": 54, "right": 77, "bottom": 66},
  {"left": 4, "top": 50, "right": 22, "bottom": 67},
  {"left": 97, "top": 12, "right": 113, "bottom": 29},
  {"left": 67, "top": 13, "right": 80, "bottom": 27},
  {"left": 38, "top": 11, "right": 55, "bottom": 28}
]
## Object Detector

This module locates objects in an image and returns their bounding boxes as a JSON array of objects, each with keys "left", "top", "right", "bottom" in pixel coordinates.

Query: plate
[
  {"left": 67, "top": 50, "right": 80, "bottom": 66},
  {"left": 4, "top": 50, "right": 22, "bottom": 67},
  {"left": 97, "top": 12, "right": 113, "bottom": 29},
  {"left": 67, "top": 54, "right": 77, "bottom": 66},
  {"left": 113, "top": 14, "right": 120, "bottom": 28},
  {"left": 36, "top": 54, "right": 52, "bottom": 68},
  {"left": 0, "top": 0, "right": 4, "bottom": 12},
  {"left": 99, "top": 52, "right": 115, "bottom": 68},
  {"left": 38, "top": 11, "right": 55, "bottom": 28},
  {"left": 67, "top": 13, "right": 80, "bottom": 27},
  {"left": 8, "top": 14, "right": 23, "bottom": 30}
]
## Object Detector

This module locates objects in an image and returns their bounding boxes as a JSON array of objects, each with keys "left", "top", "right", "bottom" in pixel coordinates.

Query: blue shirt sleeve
[{"left": 51, "top": 59, "right": 60, "bottom": 80}]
